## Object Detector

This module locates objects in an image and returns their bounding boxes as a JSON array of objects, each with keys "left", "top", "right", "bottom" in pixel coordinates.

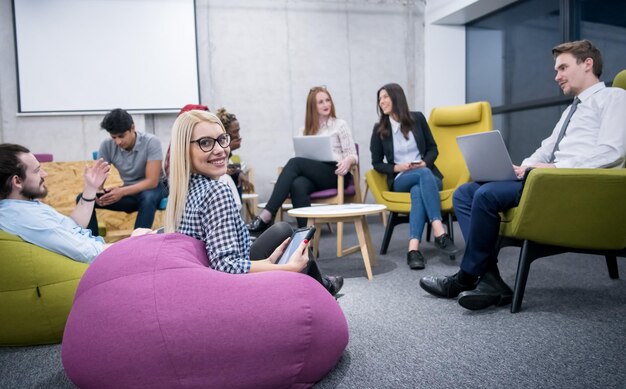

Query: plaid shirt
[{"left": 178, "top": 174, "right": 251, "bottom": 273}]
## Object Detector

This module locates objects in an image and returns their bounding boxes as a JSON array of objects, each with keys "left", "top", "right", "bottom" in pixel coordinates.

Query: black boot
[
  {"left": 323, "top": 275, "right": 344, "bottom": 296},
  {"left": 433, "top": 233, "right": 461, "bottom": 256},
  {"left": 247, "top": 216, "right": 273, "bottom": 236},
  {"left": 457, "top": 268, "right": 513, "bottom": 310},
  {"left": 407, "top": 250, "right": 425, "bottom": 270},
  {"left": 419, "top": 271, "right": 478, "bottom": 298}
]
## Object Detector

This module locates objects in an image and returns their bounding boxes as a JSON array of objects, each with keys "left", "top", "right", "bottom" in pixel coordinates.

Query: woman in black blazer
[{"left": 370, "top": 83, "right": 459, "bottom": 270}]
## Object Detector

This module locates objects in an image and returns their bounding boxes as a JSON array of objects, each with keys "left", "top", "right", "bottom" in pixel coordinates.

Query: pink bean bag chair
[{"left": 61, "top": 233, "right": 348, "bottom": 388}]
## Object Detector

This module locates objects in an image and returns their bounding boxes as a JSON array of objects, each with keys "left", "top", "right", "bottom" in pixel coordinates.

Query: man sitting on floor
[
  {"left": 0, "top": 143, "right": 109, "bottom": 263},
  {"left": 83, "top": 108, "right": 167, "bottom": 236},
  {"left": 419, "top": 39, "right": 626, "bottom": 310}
]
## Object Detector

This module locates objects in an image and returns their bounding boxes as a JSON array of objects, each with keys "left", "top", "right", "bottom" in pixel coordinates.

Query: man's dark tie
[{"left": 549, "top": 97, "right": 580, "bottom": 163}]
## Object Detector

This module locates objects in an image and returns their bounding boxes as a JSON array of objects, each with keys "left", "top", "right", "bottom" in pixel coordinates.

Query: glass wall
[
  {"left": 466, "top": 0, "right": 626, "bottom": 163},
  {"left": 579, "top": 0, "right": 626, "bottom": 82}
]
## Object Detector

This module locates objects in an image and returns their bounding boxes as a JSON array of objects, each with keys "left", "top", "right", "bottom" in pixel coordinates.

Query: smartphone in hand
[
  {"left": 276, "top": 227, "right": 316, "bottom": 265},
  {"left": 410, "top": 159, "right": 422, "bottom": 166}
]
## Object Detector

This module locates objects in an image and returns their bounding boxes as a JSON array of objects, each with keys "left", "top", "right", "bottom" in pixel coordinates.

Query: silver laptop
[
  {"left": 293, "top": 136, "right": 335, "bottom": 162},
  {"left": 456, "top": 130, "right": 520, "bottom": 182}
]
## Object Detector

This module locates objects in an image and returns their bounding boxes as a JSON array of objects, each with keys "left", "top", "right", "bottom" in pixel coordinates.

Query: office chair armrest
[{"left": 502, "top": 168, "right": 626, "bottom": 250}]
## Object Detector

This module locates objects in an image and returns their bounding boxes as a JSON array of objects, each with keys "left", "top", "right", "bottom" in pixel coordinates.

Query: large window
[
  {"left": 466, "top": 0, "right": 626, "bottom": 163},
  {"left": 579, "top": 0, "right": 626, "bottom": 82}
]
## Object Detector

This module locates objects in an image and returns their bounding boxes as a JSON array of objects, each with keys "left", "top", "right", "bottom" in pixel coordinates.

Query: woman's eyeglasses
[{"left": 190, "top": 133, "right": 231, "bottom": 152}]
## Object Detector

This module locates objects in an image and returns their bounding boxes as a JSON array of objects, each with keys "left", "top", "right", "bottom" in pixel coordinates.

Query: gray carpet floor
[{"left": 2, "top": 216, "right": 625, "bottom": 388}]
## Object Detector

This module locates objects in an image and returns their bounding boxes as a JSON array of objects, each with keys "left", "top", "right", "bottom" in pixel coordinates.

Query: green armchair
[
  {"left": 613, "top": 69, "right": 626, "bottom": 89},
  {"left": 497, "top": 168, "right": 626, "bottom": 313},
  {"left": 0, "top": 230, "right": 88, "bottom": 345}
]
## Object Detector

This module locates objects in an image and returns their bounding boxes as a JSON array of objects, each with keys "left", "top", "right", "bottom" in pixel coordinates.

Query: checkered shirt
[{"left": 178, "top": 174, "right": 251, "bottom": 273}]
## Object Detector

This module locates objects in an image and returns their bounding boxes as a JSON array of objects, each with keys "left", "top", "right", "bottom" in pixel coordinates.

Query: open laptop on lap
[
  {"left": 293, "top": 136, "right": 335, "bottom": 162},
  {"left": 456, "top": 130, "right": 520, "bottom": 182}
]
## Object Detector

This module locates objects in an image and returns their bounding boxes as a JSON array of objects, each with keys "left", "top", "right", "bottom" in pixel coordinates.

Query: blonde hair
[
  {"left": 165, "top": 110, "right": 227, "bottom": 232},
  {"left": 304, "top": 86, "right": 336, "bottom": 136}
]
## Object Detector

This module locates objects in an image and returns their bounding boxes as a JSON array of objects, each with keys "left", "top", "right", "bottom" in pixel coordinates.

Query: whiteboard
[{"left": 13, "top": 0, "right": 200, "bottom": 114}]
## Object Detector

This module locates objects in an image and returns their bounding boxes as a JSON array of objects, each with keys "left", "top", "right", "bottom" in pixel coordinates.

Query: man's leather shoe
[
  {"left": 247, "top": 216, "right": 272, "bottom": 235},
  {"left": 324, "top": 275, "right": 344, "bottom": 296},
  {"left": 419, "top": 273, "right": 477, "bottom": 298},
  {"left": 407, "top": 250, "right": 425, "bottom": 270},
  {"left": 434, "top": 233, "right": 461, "bottom": 256},
  {"left": 457, "top": 269, "right": 513, "bottom": 310}
]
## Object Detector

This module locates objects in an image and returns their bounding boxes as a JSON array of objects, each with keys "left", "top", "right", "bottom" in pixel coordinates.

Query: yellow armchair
[
  {"left": 429, "top": 101, "right": 493, "bottom": 240},
  {"left": 365, "top": 101, "right": 492, "bottom": 255},
  {"left": 497, "top": 168, "right": 626, "bottom": 313}
]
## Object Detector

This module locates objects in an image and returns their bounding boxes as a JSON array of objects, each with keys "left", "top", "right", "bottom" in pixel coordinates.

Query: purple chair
[
  {"left": 280, "top": 144, "right": 361, "bottom": 208},
  {"left": 309, "top": 173, "right": 358, "bottom": 201},
  {"left": 309, "top": 143, "right": 361, "bottom": 204},
  {"left": 281, "top": 145, "right": 361, "bottom": 257},
  {"left": 34, "top": 153, "right": 53, "bottom": 162},
  {"left": 62, "top": 233, "right": 348, "bottom": 388}
]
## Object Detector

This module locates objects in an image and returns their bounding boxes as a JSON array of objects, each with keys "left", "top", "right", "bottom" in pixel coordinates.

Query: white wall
[
  {"left": 424, "top": 0, "right": 467, "bottom": 116},
  {"left": 424, "top": 22, "right": 466, "bottom": 115},
  {"left": 0, "top": 0, "right": 426, "bottom": 201}
]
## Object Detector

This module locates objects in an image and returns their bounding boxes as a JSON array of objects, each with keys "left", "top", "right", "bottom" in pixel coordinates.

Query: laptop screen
[{"left": 293, "top": 136, "right": 336, "bottom": 162}]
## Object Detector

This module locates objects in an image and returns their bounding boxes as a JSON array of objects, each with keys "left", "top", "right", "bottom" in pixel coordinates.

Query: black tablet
[{"left": 276, "top": 227, "right": 316, "bottom": 265}]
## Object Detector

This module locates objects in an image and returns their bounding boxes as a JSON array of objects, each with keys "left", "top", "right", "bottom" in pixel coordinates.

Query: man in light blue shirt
[{"left": 0, "top": 144, "right": 110, "bottom": 263}]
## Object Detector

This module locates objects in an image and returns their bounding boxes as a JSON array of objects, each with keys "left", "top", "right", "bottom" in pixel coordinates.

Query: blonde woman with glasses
[
  {"left": 248, "top": 86, "right": 358, "bottom": 234},
  {"left": 165, "top": 110, "right": 343, "bottom": 295}
]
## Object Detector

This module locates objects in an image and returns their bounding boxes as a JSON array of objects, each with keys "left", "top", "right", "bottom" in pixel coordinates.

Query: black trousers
[
  {"left": 265, "top": 157, "right": 339, "bottom": 227},
  {"left": 250, "top": 222, "right": 325, "bottom": 285}
]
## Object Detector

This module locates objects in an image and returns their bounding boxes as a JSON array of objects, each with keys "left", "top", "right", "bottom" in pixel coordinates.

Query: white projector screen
[{"left": 13, "top": 0, "right": 200, "bottom": 114}]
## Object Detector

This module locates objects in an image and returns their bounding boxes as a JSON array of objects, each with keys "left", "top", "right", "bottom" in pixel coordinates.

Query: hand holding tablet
[{"left": 276, "top": 227, "right": 316, "bottom": 265}]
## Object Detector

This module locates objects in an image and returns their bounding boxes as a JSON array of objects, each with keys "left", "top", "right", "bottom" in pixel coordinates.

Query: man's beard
[{"left": 21, "top": 180, "right": 48, "bottom": 199}]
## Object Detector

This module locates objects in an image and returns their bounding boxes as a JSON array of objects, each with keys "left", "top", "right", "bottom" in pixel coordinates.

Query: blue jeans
[
  {"left": 80, "top": 182, "right": 167, "bottom": 236},
  {"left": 392, "top": 168, "right": 443, "bottom": 241},
  {"left": 453, "top": 180, "right": 523, "bottom": 276}
]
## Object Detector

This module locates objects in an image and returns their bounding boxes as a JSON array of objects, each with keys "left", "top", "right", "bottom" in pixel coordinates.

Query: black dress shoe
[
  {"left": 323, "top": 275, "right": 344, "bottom": 296},
  {"left": 407, "top": 250, "right": 425, "bottom": 270},
  {"left": 247, "top": 216, "right": 272, "bottom": 235},
  {"left": 419, "top": 273, "right": 477, "bottom": 299},
  {"left": 457, "top": 269, "right": 513, "bottom": 310},
  {"left": 434, "top": 233, "right": 461, "bottom": 256}
]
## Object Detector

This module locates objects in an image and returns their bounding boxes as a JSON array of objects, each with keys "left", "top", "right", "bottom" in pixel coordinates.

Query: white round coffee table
[{"left": 288, "top": 203, "right": 387, "bottom": 280}]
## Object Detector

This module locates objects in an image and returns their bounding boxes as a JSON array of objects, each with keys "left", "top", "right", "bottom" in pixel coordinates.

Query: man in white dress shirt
[
  {"left": 419, "top": 39, "right": 626, "bottom": 310},
  {"left": 0, "top": 144, "right": 110, "bottom": 263}
]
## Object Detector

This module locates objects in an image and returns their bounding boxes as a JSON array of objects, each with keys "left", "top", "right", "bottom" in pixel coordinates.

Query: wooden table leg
[
  {"left": 354, "top": 217, "right": 374, "bottom": 280},
  {"left": 336, "top": 221, "right": 344, "bottom": 257},
  {"left": 360, "top": 216, "right": 377, "bottom": 266}
]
